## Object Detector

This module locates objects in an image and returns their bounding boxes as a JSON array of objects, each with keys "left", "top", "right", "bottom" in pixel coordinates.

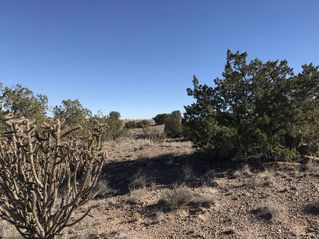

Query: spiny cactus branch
[{"left": 0, "top": 113, "right": 106, "bottom": 239}]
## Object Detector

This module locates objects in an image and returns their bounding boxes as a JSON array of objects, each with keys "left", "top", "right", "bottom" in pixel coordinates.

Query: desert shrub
[
  {"left": 104, "top": 111, "right": 127, "bottom": 140},
  {"left": 0, "top": 83, "right": 48, "bottom": 124},
  {"left": 153, "top": 113, "right": 169, "bottom": 125},
  {"left": 153, "top": 111, "right": 184, "bottom": 138},
  {"left": 136, "top": 120, "right": 151, "bottom": 128},
  {"left": 53, "top": 99, "right": 92, "bottom": 136},
  {"left": 164, "top": 111, "right": 183, "bottom": 138},
  {"left": 0, "top": 113, "right": 105, "bottom": 239},
  {"left": 108, "top": 111, "right": 121, "bottom": 119},
  {"left": 184, "top": 50, "right": 319, "bottom": 161},
  {"left": 125, "top": 120, "right": 150, "bottom": 129},
  {"left": 90, "top": 111, "right": 127, "bottom": 141},
  {"left": 157, "top": 186, "right": 193, "bottom": 211},
  {"left": 125, "top": 120, "right": 137, "bottom": 129},
  {"left": 142, "top": 125, "right": 165, "bottom": 142}
]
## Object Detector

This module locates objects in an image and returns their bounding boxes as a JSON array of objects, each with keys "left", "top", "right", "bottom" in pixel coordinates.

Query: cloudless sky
[{"left": 0, "top": 1, "right": 319, "bottom": 119}]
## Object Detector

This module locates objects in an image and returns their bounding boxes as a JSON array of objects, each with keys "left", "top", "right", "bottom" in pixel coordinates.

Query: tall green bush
[
  {"left": 153, "top": 113, "right": 169, "bottom": 125},
  {"left": 53, "top": 99, "right": 92, "bottom": 136},
  {"left": 153, "top": 111, "right": 184, "bottom": 138},
  {"left": 184, "top": 50, "right": 319, "bottom": 161},
  {"left": 164, "top": 111, "right": 183, "bottom": 138},
  {"left": 104, "top": 111, "right": 127, "bottom": 140}
]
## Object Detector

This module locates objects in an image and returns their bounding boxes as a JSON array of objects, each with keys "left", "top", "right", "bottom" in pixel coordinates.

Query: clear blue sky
[{"left": 0, "top": 1, "right": 319, "bottom": 119}]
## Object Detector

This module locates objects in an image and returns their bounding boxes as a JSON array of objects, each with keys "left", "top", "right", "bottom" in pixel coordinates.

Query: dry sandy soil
[{"left": 1, "top": 134, "right": 319, "bottom": 239}]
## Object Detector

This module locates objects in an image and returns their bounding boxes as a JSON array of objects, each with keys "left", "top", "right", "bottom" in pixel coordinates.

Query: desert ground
[{"left": 1, "top": 129, "right": 319, "bottom": 239}]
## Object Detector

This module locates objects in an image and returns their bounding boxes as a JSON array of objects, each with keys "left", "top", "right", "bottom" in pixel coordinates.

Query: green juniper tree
[
  {"left": 184, "top": 50, "right": 319, "bottom": 161},
  {"left": 53, "top": 99, "right": 92, "bottom": 129},
  {"left": 0, "top": 84, "right": 48, "bottom": 124}
]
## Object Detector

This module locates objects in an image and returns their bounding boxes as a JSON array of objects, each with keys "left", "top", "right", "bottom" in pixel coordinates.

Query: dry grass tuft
[
  {"left": 252, "top": 201, "right": 285, "bottom": 223},
  {"left": 248, "top": 170, "right": 275, "bottom": 189},
  {"left": 156, "top": 186, "right": 215, "bottom": 212},
  {"left": 129, "top": 172, "right": 148, "bottom": 190},
  {"left": 157, "top": 186, "right": 193, "bottom": 211},
  {"left": 180, "top": 164, "right": 193, "bottom": 180},
  {"left": 305, "top": 160, "right": 319, "bottom": 176},
  {"left": 124, "top": 188, "right": 148, "bottom": 205}
]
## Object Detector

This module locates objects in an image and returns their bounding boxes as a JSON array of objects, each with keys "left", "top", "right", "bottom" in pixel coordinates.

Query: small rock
[{"left": 197, "top": 212, "right": 209, "bottom": 222}]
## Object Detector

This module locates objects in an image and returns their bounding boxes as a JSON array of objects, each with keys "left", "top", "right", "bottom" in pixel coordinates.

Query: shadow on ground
[{"left": 101, "top": 152, "right": 244, "bottom": 195}]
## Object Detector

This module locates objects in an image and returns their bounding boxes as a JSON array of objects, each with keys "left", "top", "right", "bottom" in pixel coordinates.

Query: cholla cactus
[{"left": 0, "top": 113, "right": 106, "bottom": 239}]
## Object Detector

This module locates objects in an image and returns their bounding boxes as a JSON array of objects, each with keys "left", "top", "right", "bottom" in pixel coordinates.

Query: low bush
[
  {"left": 157, "top": 186, "right": 214, "bottom": 212},
  {"left": 142, "top": 125, "right": 165, "bottom": 142},
  {"left": 136, "top": 120, "right": 151, "bottom": 128},
  {"left": 125, "top": 121, "right": 137, "bottom": 129}
]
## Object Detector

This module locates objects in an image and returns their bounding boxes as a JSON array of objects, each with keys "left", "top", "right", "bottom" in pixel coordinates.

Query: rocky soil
[{"left": 1, "top": 137, "right": 319, "bottom": 239}]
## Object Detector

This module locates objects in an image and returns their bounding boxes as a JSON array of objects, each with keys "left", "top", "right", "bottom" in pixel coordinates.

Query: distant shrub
[
  {"left": 0, "top": 83, "right": 48, "bottom": 124},
  {"left": 104, "top": 111, "right": 127, "bottom": 140},
  {"left": 125, "top": 120, "right": 150, "bottom": 129},
  {"left": 108, "top": 111, "right": 121, "bottom": 120},
  {"left": 136, "top": 120, "right": 151, "bottom": 128},
  {"left": 53, "top": 99, "right": 92, "bottom": 137},
  {"left": 184, "top": 50, "right": 319, "bottom": 161},
  {"left": 153, "top": 113, "right": 169, "bottom": 125},
  {"left": 142, "top": 125, "right": 165, "bottom": 142},
  {"left": 89, "top": 111, "right": 127, "bottom": 141},
  {"left": 164, "top": 111, "right": 183, "bottom": 138},
  {"left": 125, "top": 120, "right": 137, "bottom": 129},
  {"left": 153, "top": 111, "right": 184, "bottom": 138}
]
